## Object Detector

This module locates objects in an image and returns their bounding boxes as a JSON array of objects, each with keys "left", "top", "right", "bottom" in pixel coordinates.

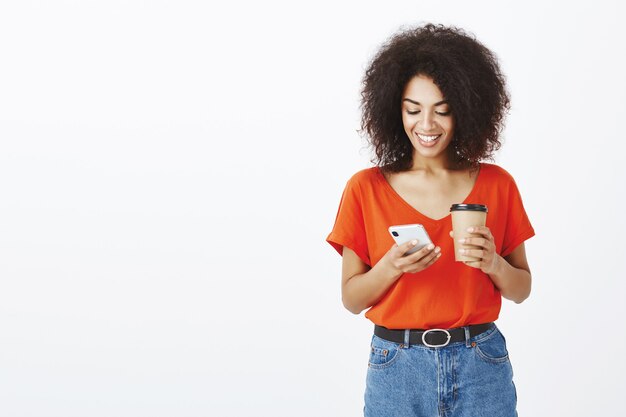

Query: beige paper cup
[{"left": 450, "top": 204, "right": 488, "bottom": 262}]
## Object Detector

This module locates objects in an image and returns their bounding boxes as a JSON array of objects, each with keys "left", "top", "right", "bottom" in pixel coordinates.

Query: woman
[{"left": 326, "top": 24, "right": 535, "bottom": 417}]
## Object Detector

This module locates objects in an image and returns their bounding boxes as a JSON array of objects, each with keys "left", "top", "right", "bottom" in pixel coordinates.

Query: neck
[{"left": 410, "top": 152, "right": 463, "bottom": 173}]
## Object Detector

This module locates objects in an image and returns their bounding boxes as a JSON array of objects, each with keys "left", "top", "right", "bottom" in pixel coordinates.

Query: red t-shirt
[{"left": 326, "top": 163, "right": 535, "bottom": 329}]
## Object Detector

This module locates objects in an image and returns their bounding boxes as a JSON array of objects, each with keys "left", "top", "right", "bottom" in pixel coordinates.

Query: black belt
[{"left": 374, "top": 323, "right": 493, "bottom": 347}]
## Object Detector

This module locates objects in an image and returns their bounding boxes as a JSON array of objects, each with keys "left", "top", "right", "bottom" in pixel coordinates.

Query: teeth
[{"left": 418, "top": 134, "right": 440, "bottom": 142}]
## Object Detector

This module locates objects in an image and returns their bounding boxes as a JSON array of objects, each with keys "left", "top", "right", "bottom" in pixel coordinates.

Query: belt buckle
[{"left": 421, "top": 328, "right": 452, "bottom": 348}]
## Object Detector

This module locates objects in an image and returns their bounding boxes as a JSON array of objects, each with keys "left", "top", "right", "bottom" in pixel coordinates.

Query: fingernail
[
  {"left": 434, "top": 247, "right": 441, "bottom": 253},
  {"left": 458, "top": 238, "right": 465, "bottom": 243},
  {"left": 427, "top": 244, "right": 434, "bottom": 250},
  {"left": 411, "top": 240, "right": 418, "bottom": 246},
  {"left": 467, "top": 227, "right": 474, "bottom": 232},
  {"left": 459, "top": 249, "right": 466, "bottom": 254}
]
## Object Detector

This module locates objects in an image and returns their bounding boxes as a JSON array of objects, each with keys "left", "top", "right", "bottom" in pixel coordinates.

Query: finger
[
  {"left": 463, "top": 260, "right": 482, "bottom": 268},
  {"left": 401, "top": 245, "right": 435, "bottom": 269},
  {"left": 406, "top": 243, "right": 437, "bottom": 263},
  {"left": 466, "top": 226, "right": 493, "bottom": 239},
  {"left": 457, "top": 237, "right": 489, "bottom": 248},
  {"left": 393, "top": 239, "right": 420, "bottom": 256},
  {"left": 425, "top": 249, "right": 442, "bottom": 266},
  {"left": 420, "top": 246, "right": 441, "bottom": 264},
  {"left": 458, "top": 248, "right": 485, "bottom": 259},
  {"left": 407, "top": 249, "right": 441, "bottom": 272},
  {"left": 449, "top": 230, "right": 454, "bottom": 238}
]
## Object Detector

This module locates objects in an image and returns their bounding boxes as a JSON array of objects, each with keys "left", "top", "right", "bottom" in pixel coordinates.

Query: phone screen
[{"left": 388, "top": 224, "right": 433, "bottom": 254}]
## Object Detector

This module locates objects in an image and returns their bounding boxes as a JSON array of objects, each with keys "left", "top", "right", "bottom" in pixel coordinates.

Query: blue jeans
[{"left": 364, "top": 324, "right": 517, "bottom": 417}]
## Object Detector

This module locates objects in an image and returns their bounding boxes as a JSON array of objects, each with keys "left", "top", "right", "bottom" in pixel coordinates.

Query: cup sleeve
[
  {"left": 326, "top": 178, "right": 371, "bottom": 266},
  {"left": 501, "top": 178, "right": 535, "bottom": 258}
]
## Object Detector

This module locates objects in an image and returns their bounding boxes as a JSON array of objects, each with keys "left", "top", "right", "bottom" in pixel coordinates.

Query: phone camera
[{"left": 392, "top": 231, "right": 399, "bottom": 237}]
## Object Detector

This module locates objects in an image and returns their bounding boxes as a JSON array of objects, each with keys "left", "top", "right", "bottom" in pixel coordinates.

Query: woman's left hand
[{"left": 449, "top": 226, "right": 502, "bottom": 275}]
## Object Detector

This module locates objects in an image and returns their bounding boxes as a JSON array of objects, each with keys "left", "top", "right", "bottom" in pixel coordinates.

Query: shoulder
[
  {"left": 345, "top": 166, "right": 381, "bottom": 188},
  {"left": 339, "top": 167, "right": 383, "bottom": 203},
  {"left": 348, "top": 166, "right": 380, "bottom": 182},
  {"left": 480, "top": 162, "right": 516, "bottom": 184},
  {"left": 479, "top": 162, "right": 526, "bottom": 200}
]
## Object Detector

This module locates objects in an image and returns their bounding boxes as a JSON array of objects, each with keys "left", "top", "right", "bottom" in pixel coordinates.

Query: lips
[
  {"left": 417, "top": 133, "right": 441, "bottom": 142},
  {"left": 416, "top": 133, "right": 442, "bottom": 147}
]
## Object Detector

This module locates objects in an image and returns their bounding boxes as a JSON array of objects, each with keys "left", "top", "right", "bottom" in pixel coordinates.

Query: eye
[{"left": 406, "top": 109, "right": 451, "bottom": 116}]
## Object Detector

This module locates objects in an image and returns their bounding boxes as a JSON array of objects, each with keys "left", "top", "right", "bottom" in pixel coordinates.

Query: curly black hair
[{"left": 359, "top": 23, "right": 511, "bottom": 173}]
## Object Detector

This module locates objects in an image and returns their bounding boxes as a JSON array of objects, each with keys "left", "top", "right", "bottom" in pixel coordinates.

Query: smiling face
[{"left": 401, "top": 74, "right": 456, "bottom": 166}]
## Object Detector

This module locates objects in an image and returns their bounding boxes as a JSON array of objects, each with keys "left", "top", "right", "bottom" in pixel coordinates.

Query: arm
[
  {"left": 455, "top": 226, "right": 532, "bottom": 304},
  {"left": 488, "top": 242, "right": 531, "bottom": 304},
  {"left": 341, "top": 247, "right": 397, "bottom": 315},
  {"left": 341, "top": 241, "right": 441, "bottom": 314}
]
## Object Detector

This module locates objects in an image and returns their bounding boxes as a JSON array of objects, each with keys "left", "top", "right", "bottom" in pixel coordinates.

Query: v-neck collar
[{"left": 375, "top": 163, "right": 484, "bottom": 225}]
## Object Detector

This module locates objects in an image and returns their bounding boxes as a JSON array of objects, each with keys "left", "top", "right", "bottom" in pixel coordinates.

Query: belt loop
[
  {"left": 403, "top": 329, "right": 410, "bottom": 349},
  {"left": 464, "top": 326, "right": 471, "bottom": 348}
]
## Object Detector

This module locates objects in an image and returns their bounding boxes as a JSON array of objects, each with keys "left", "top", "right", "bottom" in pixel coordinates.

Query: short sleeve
[
  {"left": 326, "top": 175, "right": 371, "bottom": 266},
  {"left": 501, "top": 176, "right": 535, "bottom": 258}
]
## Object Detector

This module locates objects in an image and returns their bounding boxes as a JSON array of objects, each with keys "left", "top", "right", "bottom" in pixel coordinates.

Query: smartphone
[{"left": 388, "top": 224, "right": 433, "bottom": 255}]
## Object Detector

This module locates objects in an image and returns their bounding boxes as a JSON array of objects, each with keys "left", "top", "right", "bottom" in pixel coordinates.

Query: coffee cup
[{"left": 450, "top": 204, "right": 488, "bottom": 262}]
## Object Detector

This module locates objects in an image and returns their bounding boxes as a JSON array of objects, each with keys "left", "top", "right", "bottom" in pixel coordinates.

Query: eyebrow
[{"left": 402, "top": 98, "right": 448, "bottom": 106}]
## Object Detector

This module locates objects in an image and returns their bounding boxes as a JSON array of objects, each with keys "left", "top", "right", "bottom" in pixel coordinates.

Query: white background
[{"left": 1, "top": 1, "right": 625, "bottom": 416}]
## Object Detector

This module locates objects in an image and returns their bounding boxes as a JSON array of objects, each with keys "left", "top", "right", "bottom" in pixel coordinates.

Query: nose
[{"left": 419, "top": 112, "right": 435, "bottom": 131}]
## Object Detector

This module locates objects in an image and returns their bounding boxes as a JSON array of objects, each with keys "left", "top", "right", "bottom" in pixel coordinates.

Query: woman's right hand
[{"left": 379, "top": 240, "right": 441, "bottom": 278}]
